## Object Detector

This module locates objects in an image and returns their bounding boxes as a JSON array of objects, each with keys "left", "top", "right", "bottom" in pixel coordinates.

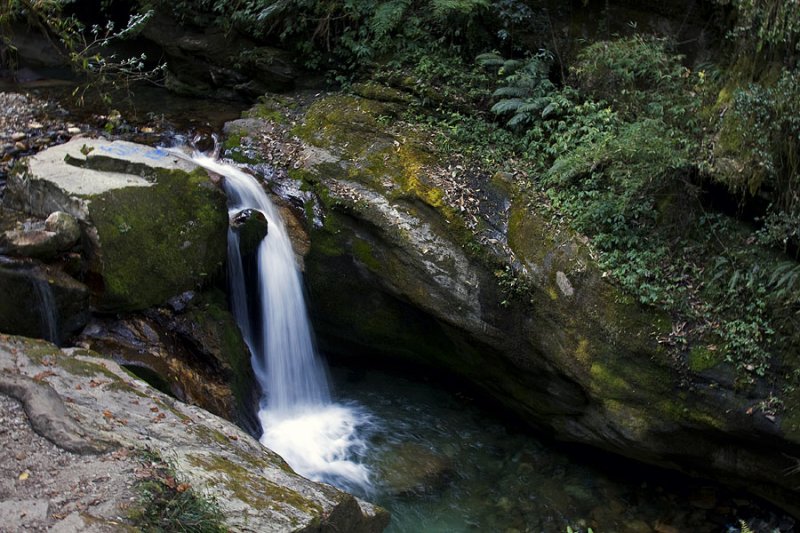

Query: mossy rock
[
  {"left": 4, "top": 138, "right": 229, "bottom": 313},
  {"left": 90, "top": 166, "right": 227, "bottom": 312},
  {"left": 292, "top": 94, "right": 393, "bottom": 158}
]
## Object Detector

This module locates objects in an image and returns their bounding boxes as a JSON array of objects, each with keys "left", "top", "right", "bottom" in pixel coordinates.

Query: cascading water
[
  {"left": 189, "top": 154, "right": 371, "bottom": 491},
  {"left": 33, "top": 277, "right": 59, "bottom": 345}
]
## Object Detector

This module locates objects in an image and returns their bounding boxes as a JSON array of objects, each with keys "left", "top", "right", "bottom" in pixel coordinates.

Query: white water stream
[
  {"left": 33, "top": 277, "right": 59, "bottom": 345},
  {"left": 189, "top": 154, "right": 371, "bottom": 490}
]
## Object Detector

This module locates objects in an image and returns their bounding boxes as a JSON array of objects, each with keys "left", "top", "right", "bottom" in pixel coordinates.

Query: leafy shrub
[
  {"left": 543, "top": 118, "right": 694, "bottom": 306},
  {"left": 570, "top": 35, "right": 696, "bottom": 126},
  {"left": 716, "top": 69, "right": 800, "bottom": 211}
]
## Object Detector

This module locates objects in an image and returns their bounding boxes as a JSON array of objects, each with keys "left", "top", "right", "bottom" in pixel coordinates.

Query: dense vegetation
[{"left": 221, "top": 0, "right": 798, "bottom": 386}]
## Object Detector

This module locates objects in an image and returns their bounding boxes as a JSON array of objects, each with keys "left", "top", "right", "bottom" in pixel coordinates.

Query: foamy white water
[
  {"left": 259, "top": 404, "right": 371, "bottom": 489},
  {"left": 188, "top": 153, "right": 371, "bottom": 489}
]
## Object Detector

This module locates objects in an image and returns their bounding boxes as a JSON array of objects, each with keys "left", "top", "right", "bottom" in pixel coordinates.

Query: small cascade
[
  {"left": 189, "top": 153, "right": 371, "bottom": 490},
  {"left": 33, "top": 277, "right": 59, "bottom": 345}
]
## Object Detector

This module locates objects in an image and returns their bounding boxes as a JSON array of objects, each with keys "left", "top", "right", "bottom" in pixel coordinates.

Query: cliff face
[{"left": 225, "top": 91, "right": 800, "bottom": 515}]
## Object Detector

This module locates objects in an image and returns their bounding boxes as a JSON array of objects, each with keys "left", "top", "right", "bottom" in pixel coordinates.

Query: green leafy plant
[
  {"left": 478, "top": 50, "right": 558, "bottom": 128},
  {"left": 570, "top": 35, "right": 697, "bottom": 128}
]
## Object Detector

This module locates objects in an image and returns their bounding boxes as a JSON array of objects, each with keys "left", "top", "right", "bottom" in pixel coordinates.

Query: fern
[
  {"left": 369, "top": 0, "right": 410, "bottom": 40},
  {"left": 769, "top": 261, "right": 800, "bottom": 303},
  {"left": 490, "top": 98, "right": 524, "bottom": 114},
  {"left": 483, "top": 50, "right": 557, "bottom": 127}
]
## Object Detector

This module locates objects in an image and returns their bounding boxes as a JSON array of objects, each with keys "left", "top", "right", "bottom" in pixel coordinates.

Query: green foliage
[
  {"left": 715, "top": 0, "right": 800, "bottom": 62},
  {"left": 570, "top": 35, "right": 697, "bottom": 127},
  {"left": 478, "top": 50, "right": 558, "bottom": 128},
  {"left": 131, "top": 452, "right": 226, "bottom": 532},
  {"left": 543, "top": 118, "right": 693, "bottom": 308},
  {"left": 716, "top": 68, "right": 800, "bottom": 211},
  {"left": 476, "top": 36, "right": 792, "bottom": 378}
]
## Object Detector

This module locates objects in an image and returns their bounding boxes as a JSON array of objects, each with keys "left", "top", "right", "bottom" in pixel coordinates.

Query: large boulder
[
  {"left": 0, "top": 334, "right": 389, "bottom": 532},
  {"left": 4, "top": 137, "right": 228, "bottom": 312},
  {"left": 228, "top": 93, "right": 800, "bottom": 516}
]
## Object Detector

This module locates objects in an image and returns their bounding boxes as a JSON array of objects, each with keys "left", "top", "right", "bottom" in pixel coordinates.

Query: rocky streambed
[{"left": 0, "top": 84, "right": 798, "bottom": 532}]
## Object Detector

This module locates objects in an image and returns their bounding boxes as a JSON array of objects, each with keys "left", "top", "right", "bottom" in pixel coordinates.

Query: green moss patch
[
  {"left": 90, "top": 167, "right": 227, "bottom": 312},
  {"left": 292, "top": 95, "right": 390, "bottom": 157},
  {"left": 688, "top": 345, "right": 723, "bottom": 374}
]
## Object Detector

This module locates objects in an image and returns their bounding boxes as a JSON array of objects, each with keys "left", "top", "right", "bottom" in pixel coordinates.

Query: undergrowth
[
  {"left": 378, "top": 31, "right": 799, "bottom": 384},
  {"left": 130, "top": 451, "right": 226, "bottom": 533}
]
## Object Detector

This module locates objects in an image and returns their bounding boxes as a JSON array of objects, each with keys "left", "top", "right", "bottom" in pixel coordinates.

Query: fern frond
[
  {"left": 491, "top": 98, "right": 525, "bottom": 114},
  {"left": 516, "top": 99, "right": 549, "bottom": 114},
  {"left": 369, "top": 0, "right": 409, "bottom": 39},
  {"left": 492, "top": 86, "right": 530, "bottom": 98},
  {"left": 507, "top": 113, "right": 532, "bottom": 127},
  {"left": 476, "top": 52, "right": 504, "bottom": 67}
]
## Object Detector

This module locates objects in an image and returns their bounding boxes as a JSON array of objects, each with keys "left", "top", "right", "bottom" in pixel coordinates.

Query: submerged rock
[
  {"left": 231, "top": 207, "right": 268, "bottom": 255},
  {"left": 379, "top": 443, "right": 454, "bottom": 497},
  {"left": 0, "top": 334, "right": 389, "bottom": 532},
  {"left": 4, "top": 137, "right": 228, "bottom": 312}
]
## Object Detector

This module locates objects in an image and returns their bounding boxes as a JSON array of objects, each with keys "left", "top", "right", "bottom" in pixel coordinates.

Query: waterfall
[
  {"left": 189, "top": 154, "right": 371, "bottom": 491},
  {"left": 33, "top": 277, "right": 59, "bottom": 345}
]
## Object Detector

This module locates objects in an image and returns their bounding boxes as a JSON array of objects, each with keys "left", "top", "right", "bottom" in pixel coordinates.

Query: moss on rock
[{"left": 90, "top": 167, "right": 227, "bottom": 312}]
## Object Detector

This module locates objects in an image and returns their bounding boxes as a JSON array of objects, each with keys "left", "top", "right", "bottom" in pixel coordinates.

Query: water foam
[{"left": 188, "top": 153, "right": 371, "bottom": 490}]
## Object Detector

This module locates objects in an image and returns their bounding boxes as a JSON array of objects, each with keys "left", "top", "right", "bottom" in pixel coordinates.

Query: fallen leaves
[
  {"left": 18, "top": 470, "right": 30, "bottom": 481},
  {"left": 32, "top": 370, "right": 56, "bottom": 382}
]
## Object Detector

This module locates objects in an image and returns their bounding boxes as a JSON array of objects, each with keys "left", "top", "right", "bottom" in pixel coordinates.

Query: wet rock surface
[
  {"left": 76, "top": 289, "right": 260, "bottom": 431},
  {"left": 0, "top": 257, "right": 89, "bottom": 344},
  {"left": 224, "top": 91, "right": 800, "bottom": 516},
  {"left": 4, "top": 137, "right": 228, "bottom": 312},
  {"left": 0, "top": 334, "right": 390, "bottom": 532},
  {"left": 231, "top": 207, "right": 269, "bottom": 256}
]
